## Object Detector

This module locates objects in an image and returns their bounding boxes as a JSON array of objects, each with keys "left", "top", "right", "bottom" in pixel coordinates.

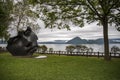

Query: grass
[{"left": 0, "top": 52, "right": 120, "bottom": 80}]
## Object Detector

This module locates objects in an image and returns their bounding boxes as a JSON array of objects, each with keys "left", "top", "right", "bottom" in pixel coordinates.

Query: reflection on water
[{"left": 0, "top": 44, "right": 120, "bottom": 52}]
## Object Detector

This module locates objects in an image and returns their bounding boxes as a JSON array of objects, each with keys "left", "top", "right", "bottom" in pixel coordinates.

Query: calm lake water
[
  {"left": 0, "top": 44, "right": 120, "bottom": 52},
  {"left": 38, "top": 44, "right": 120, "bottom": 52}
]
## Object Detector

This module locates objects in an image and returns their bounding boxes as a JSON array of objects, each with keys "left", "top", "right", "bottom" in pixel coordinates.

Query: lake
[
  {"left": 0, "top": 44, "right": 120, "bottom": 52},
  {"left": 38, "top": 44, "right": 120, "bottom": 52}
]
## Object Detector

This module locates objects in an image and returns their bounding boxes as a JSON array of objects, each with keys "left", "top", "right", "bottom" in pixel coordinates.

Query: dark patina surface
[{"left": 6, "top": 27, "right": 38, "bottom": 56}]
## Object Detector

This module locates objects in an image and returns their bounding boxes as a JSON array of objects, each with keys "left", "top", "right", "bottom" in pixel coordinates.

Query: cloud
[{"left": 37, "top": 22, "right": 120, "bottom": 42}]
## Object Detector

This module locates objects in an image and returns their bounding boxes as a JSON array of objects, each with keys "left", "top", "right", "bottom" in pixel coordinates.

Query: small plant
[
  {"left": 76, "top": 45, "right": 83, "bottom": 52},
  {"left": 49, "top": 48, "right": 53, "bottom": 52},
  {"left": 111, "top": 46, "right": 120, "bottom": 53},
  {"left": 38, "top": 45, "right": 47, "bottom": 53},
  {"left": 66, "top": 45, "right": 75, "bottom": 53},
  {"left": 88, "top": 47, "right": 94, "bottom": 52}
]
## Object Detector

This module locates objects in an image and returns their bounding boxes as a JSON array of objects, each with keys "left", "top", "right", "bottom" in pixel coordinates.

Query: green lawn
[{"left": 0, "top": 52, "right": 120, "bottom": 80}]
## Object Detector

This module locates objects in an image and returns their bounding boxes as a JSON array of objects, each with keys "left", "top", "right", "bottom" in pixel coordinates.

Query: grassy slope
[{"left": 0, "top": 52, "right": 120, "bottom": 80}]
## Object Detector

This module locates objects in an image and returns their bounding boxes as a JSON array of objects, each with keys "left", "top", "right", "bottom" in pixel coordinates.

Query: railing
[{"left": 37, "top": 51, "right": 120, "bottom": 58}]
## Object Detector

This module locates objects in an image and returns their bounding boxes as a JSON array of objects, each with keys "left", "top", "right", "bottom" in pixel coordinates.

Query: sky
[
  {"left": 37, "top": 20, "right": 120, "bottom": 42},
  {"left": 9, "top": 0, "right": 119, "bottom": 42}
]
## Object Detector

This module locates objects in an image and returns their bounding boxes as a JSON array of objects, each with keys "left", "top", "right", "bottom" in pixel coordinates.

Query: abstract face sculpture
[{"left": 6, "top": 27, "right": 38, "bottom": 56}]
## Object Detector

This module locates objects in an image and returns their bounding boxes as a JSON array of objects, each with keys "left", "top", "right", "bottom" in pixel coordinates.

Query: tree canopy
[
  {"left": 30, "top": 0, "right": 120, "bottom": 60},
  {"left": 0, "top": 0, "right": 13, "bottom": 40},
  {"left": 30, "top": 0, "right": 120, "bottom": 30},
  {"left": 0, "top": 0, "right": 40, "bottom": 40},
  {"left": 10, "top": 1, "right": 40, "bottom": 32}
]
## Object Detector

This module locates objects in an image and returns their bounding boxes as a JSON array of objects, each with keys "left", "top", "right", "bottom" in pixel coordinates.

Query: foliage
[
  {"left": 0, "top": 0, "right": 13, "bottom": 40},
  {"left": 49, "top": 48, "right": 53, "bottom": 52},
  {"left": 0, "top": 53, "right": 120, "bottom": 80},
  {"left": 29, "top": 0, "right": 120, "bottom": 30},
  {"left": 38, "top": 45, "right": 47, "bottom": 53},
  {"left": 80, "top": 45, "right": 89, "bottom": 52},
  {"left": 29, "top": 0, "right": 120, "bottom": 60},
  {"left": 0, "top": 0, "right": 40, "bottom": 40},
  {"left": 76, "top": 45, "right": 93, "bottom": 52},
  {"left": 111, "top": 46, "right": 120, "bottom": 53},
  {"left": 9, "top": 0, "right": 40, "bottom": 33},
  {"left": 66, "top": 45, "right": 75, "bottom": 53},
  {"left": 88, "top": 47, "right": 94, "bottom": 52}
]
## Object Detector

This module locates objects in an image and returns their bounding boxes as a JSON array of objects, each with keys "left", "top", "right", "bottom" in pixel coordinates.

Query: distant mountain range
[
  {"left": 67, "top": 37, "right": 88, "bottom": 44},
  {"left": 38, "top": 37, "right": 120, "bottom": 44},
  {"left": 38, "top": 40, "right": 67, "bottom": 44}
]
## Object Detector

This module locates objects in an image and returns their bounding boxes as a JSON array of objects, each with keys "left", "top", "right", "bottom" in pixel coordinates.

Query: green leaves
[
  {"left": 0, "top": 1, "right": 13, "bottom": 39},
  {"left": 36, "top": 0, "right": 120, "bottom": 31},
  {"left": 10, "top": 1, "right": 40, "bottom": 32}
]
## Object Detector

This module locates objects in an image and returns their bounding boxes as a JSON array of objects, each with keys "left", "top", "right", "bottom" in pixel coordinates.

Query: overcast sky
[
  {"left": 8, "top": 0, "right": 119, "bottom": 42},
  {"left": 37, "top": 20, "right": 120, "bottom": 42}
]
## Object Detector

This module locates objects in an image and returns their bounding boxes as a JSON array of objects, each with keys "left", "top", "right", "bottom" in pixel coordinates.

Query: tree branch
[
  {"left": 86, "top": 0, "right": 102, "bottom": 19},
  {"left": 61, "top": 13, "right": 85, "bottom": 19},
  {"left": 39, "top": 1, "right": 82, "bottom": 6},
  {"left": 98, "top": 0, "right": 105, "bottom": 13},
  {"left": 106, "top": 0, "right": 119, "bottom": 15}
]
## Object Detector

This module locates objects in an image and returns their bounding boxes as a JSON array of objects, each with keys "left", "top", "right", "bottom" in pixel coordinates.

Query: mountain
[
  {"left": 91, "top": 38, "right": 104, "bottom": 44},
  {"left": 38, "top": 40, "right": 66, "bottom": 44},
  {"left": 54, "top": 40, "right": 67, "bottom": 44},
  {"left": 109, "top": 38, "right": 120, "bottom": 43},
  {"left": 66, "top": 37, "right": 120, "bottom": 44},
  {"left": 38, "top": 37, "right": 120, "bottom": 44},
  {"left": 66, "top": 37, "right": 87, "bottom": 44}
]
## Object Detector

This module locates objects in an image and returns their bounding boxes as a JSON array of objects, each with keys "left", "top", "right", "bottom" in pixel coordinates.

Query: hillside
[
  {"left": 66, "top": 37, "right": 87, "bottom": 44},
  {"left": 38, "top": 37, "right": 120, "bottom": 44}
]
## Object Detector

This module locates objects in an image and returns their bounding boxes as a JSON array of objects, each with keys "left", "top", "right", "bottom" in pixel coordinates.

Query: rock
[{"left": 35, "top": 55, "right": 47, "bottom": 59}]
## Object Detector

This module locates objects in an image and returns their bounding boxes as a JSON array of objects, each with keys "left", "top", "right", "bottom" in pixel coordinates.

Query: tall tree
[
  {"left": 31, "top": 0, "right": 120, "bottom": 61},
  {"left": 0, "top": 0, "right": 40, "bottom": 40},
  {"left": 0, "top": 0, "right": 13, "bottom": 40},
  {"left": 9, "top": 0, "right": 40, "bottom": 33}
]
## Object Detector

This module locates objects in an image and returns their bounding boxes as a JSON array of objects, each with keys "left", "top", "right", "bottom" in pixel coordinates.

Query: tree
[
  {"left": 66, "top": 45, "right": 75, "bottom": 53},
  {"left": 0, "top": 0, "right": 40, "bottom": 41},
  {"left": 0, "top": 0, "right": 13, "bottom": 40},
  {"left": 76, "top": 45, "right": 83, "bottom": 52},
  {"left": 80, "top": 45, "right": 88, "bottom": 52},
  {"left": 9, "top": 1, "right": 40, "bottom": 33},
  {"left": 111, "top": 46, "right": 120, "bottom": 53},
  {"left": 76, "top": 45, "right": 91, "bottom": 52},
  {"left": 88, "top": 47, "right": 93, "bottom": 52},
  {"left": 31, "top": 0, "right": 120, "bottom": 61},
  {"left": 38, "top": 45, "right": 47, "bottom": 53},
  {"left": 49, "top": 48, "right": 53, "bottom": 52}
]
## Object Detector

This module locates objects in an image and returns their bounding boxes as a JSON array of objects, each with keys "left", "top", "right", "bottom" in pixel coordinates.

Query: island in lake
[{"left": 38, "top": 37, "right": 120, "bottom": 44}]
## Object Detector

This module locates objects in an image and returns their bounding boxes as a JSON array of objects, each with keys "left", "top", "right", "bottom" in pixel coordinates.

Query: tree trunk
[{"left": 102, "top": 17, "right": 111, "bottom": 61}]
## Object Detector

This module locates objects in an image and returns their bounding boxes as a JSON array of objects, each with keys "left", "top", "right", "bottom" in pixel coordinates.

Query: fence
[{"left": 37, "top": 51, "right": 120, "bottom": 58}]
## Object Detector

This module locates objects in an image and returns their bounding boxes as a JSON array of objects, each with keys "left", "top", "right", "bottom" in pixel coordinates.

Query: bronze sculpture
[{"left": 6, "top": 27, "right": 38, "bottom": 56}]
